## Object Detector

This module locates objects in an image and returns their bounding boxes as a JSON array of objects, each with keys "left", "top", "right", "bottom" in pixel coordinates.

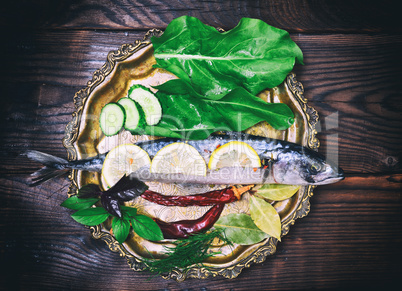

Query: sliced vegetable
[
  {"left": 150, "top": 142, "right": 207, "bottom": 176},
  {"left": 208, "top": 141, "right": 261, "bottom": 170},
  {"left": 101, "top": 144, "right": 151, "bottom": 188},
  {"left": 99, "top": 103, "right": 125, "bottom": 136},
  {"left": 128, "top": 84, "right": 162, "bottom": 126},
  {"left": 117, "top": 97, "right": 145, "bottom": 132}
]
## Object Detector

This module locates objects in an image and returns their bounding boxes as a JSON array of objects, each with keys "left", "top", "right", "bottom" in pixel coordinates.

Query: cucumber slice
[
  {"left": 117, "top": 97, "right": 145, "bottom": 132},
  {"left": 128, "top": 84, "right": 162, "bottom": 126},
  {"left": 99, "top": 103, "right": 125, "bottom": 136}
]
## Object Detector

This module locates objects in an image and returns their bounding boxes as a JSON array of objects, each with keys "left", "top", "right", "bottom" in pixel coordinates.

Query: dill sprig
[{"left": 143, "top": 229, "right": 231, "bottom": 276}]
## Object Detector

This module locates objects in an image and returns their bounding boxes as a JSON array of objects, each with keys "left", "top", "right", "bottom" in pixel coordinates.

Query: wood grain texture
[
  {"left": 1, "top": 0, "right": 401, "bottom": 289},
  {"left": 1, "top": 175, "right": 401, "bottom": 290},
  {"left": 1, "top": 31, "right": 401, "bottom": 174},
  {"left": 1, "top": 0, "right": 400, "bottom": 33}
]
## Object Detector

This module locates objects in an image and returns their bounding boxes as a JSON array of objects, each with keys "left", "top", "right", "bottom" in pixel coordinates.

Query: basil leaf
[
  {"left": 77, "top": 184, "right": 102, "bottom": 198},
  {"left": 105, "top": 174, "right": 148, "bottom": 201},
  {"left": 112, "top": 217, "right": 131, "bottom": 244},
  {"left": 152, "top": 16, "right": 303, "bottom": 98},
  {"left": 145, "top": 88, "right": 294, "bottom": 139},
  {"left": 249, "top": 196, "right": 282, "bottom": 241},
  {"left": 71, "top": 207, "right": 109, "bottom": 226},
  {"left": 101, "top": 194, "right": 122, "bottom": 218},
  {"left": 254, "top": 184, "right": 300, "bottom": 201},
  {"left": 60, "top": 196, "right": 99, "bottom": 211},
  {"left": 121, "top": 206, "right": 137, "bottom": 218},
  {"left": 215, "top": 213, "right": 269, "bottom": 245},
  {"left": 131, "top": 215, "right": 163, "bottom": 241}
]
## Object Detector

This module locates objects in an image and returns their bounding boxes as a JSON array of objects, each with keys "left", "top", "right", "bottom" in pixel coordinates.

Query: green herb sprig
[{"left": 143, "top": 229, "right": 231, "bottom": 276}]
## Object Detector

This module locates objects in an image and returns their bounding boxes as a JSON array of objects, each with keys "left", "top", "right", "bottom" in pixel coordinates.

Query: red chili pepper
[
  {"left": 143, "top": 188, "right": 227, "bottom": 206},
  {"left": 153, "top": 203, "right": 225, "bottom": 239},
  {"left": 141, "top": 185, "right": 253, "bottom": 206}
]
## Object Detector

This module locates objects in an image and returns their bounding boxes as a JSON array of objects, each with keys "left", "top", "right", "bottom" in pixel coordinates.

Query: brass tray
[{"left": 63, "top": 29, "right": 319, "bottom": 281}]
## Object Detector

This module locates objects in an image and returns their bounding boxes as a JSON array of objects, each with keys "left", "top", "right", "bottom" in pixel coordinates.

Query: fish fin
[
  {"left": 23, "top": 150, "right": 68, "bottom": 167},
  {"left": 23, "top": 150, "right": 69, "bottom": 186},
  {"left": 28, "top": 166, "right": 69, "bottom": 186}
]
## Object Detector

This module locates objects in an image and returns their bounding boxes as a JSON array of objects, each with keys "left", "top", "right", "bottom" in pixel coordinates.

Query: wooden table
[{"left": 1, "top": 1, "right": 401, "bottom": 289}]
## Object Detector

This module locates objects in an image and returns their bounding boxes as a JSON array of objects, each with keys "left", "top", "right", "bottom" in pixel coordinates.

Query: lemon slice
[
  {"left": 101, "top": 144, "right": 151, "bottom": 188},
  {"left": 150, "top": 142, "right": 207, "bottom": 176},
  {"left": 208, "top": 141, "right": 261, "bottom": 169}
]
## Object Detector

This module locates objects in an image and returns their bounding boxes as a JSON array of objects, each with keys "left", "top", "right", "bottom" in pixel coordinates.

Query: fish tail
[{"left": 23, "top": 150, "right": 69, "bottom": 186}]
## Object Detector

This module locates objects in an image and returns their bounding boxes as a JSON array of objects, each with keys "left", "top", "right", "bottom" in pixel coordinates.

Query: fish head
[
  {"left": 307, "top": 158, "right": 344, "bottom": 185},
  {"left": 272, "top": 147, "right": 344, "bottom": 185}
]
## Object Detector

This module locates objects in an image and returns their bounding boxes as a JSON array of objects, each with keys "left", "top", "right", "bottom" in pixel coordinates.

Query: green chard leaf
[
  {"left": 112, "top": 216, "right": 131, "bottom": 244},
  {"left": 144, "top": 16, "right": 302, "bottom": 139},
  {"left": 131, "top": 215, "right": 163, "bottom": 241},
  {"left": 60, "top": 196, "right": 100, "bottom": 211},
  {"left": 215, "top": 213, "right": 270, "bottom": 245},
  {"left": 249, "top": 196, "right": 282, "bottom": 241},
  {"left": 254, "top": 184, "right": 300, "bottom": 201},
  {"left": 144, "top": 88, "right": 294, "bottom": 139},
  {"left": 70, "top": 207, "right": 109, "bottom": 226},
  {"left": 151, "top": 16, "right": 303, "bottom": 98}
]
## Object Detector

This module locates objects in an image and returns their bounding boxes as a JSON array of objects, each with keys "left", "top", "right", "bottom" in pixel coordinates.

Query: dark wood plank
[
  {"left": 1, "top": 1, "right": 401, "bottom": 288},
  {"left": 1, "top": 31, "right": 401, "bottom": 174},
  {"left": 4, "top": 31, "right": 401, "bottom": 92},
  {"left": 293, "top": 33, "right": 402, "bottom": 174},
  {"left": 0, "top": 0, "right": 400, "bottom": 33},
  {"left": 1, "top": 174, "right": 401, "bottom": 289}
]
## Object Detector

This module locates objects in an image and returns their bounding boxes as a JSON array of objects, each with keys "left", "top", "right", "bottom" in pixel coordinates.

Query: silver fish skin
[{"left": 25, "top": 132, "right": 344, "bottom": 186}]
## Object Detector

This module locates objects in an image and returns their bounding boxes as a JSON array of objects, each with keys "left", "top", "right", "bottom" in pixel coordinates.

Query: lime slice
[
  {"left": 150, "top": 142, "right": 207, "bottom": 176},
  {"left": 208, "top": 141, "right": 261, "bottom": 169},
  {"left": 101, "top": 144, "right": 151, "bottom": 188}
]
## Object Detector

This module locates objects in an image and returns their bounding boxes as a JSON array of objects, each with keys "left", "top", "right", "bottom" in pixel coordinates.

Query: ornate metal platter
[{"left": 63, "top": 30, "right": 319, "bottom": 281}]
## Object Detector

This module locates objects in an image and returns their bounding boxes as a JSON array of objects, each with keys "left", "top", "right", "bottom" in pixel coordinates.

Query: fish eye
[{"left": 310, "top": 164, "right": 320, "bottom": 174}]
